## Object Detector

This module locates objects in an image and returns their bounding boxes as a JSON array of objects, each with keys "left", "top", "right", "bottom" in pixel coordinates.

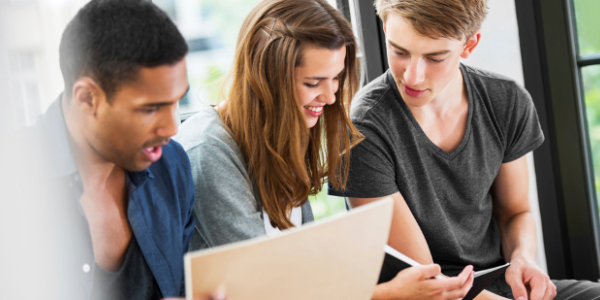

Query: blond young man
[{"left": 330, "top": 0, "right": 600, "bottom": 299}]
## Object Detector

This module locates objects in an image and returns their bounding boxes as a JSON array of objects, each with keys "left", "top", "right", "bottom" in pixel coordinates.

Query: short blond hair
[{"left": 375, "top": 0, "right": 488, "bottom": 40}]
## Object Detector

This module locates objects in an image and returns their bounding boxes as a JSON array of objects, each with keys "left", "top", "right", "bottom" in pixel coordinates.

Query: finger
[
  {"left": 456, "top": 265, "right": 474, "bottom": 285},
  {"left": 506, "top": 267, "right": 528, "bottom": 300},
  {"left": 441, "top": 266, "right": 475, "bottom": 291},
  {"left": 542, "top": 280, "right": 556, "bottom": 300},
  {"left": 444, "top": 270, "right": 474, "bottom": 300},
  {"left": 529, "top": 275, "right": 547, "bottom": 300},
  {"left": 416, "top": 264, "right": 442, "bottom": 279},
  {"left": 464, "top": 269, "right": 474, "bottom": 288}
]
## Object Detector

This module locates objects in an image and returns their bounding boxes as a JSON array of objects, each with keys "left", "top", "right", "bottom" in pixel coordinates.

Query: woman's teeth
[{"left": 306, "top": 106, "right": 323, "bottom": 113}]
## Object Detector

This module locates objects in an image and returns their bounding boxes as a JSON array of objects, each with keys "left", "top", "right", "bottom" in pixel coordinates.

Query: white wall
[{"left": 462, "top": 0, "right": 548, "bottom": 273}]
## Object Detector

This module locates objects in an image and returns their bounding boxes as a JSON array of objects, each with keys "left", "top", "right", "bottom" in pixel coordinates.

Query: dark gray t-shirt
[{"left": 330, "top": 64, "right": 544, "bottom": 273}]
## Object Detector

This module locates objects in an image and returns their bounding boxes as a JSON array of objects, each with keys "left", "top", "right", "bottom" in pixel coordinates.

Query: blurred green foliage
[
  {"left": 576, "top": 0, "right": 600, "bottom": 212},
  {"left": 583, "top": 66, "right": 600, "bottom": 208},
  {"left": 204, "top": 65, "right": 225, "bottom": 105},
  {"left": 308, "top": 186, "right": 348, "bottom": 220},
  {"left": 199, "top": 0, "right": 258, "bottom": 47},
  {"left": 574, "top": 0, "right": 600, "bottom": 55}
]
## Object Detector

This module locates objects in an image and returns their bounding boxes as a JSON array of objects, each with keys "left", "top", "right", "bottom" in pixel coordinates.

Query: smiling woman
[{"left": 174, "top": 0, "right": 362, "bottom": 245}]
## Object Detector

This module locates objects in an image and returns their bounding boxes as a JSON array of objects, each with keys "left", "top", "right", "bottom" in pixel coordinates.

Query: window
[
  {"left": 516, "top": 0, "right": 600, "bottom": 280},
  {"left": 9, "top": 50, "right": 42, "bottom": 126},
  {"left": 575, "top": 0, "right": 600, "bottom": 218},
  {"left": 154, "top": 0, "right": 263, "bottom": 119},
  {"left": 0, "top": 0, "right": 91, "bottom": 129}
]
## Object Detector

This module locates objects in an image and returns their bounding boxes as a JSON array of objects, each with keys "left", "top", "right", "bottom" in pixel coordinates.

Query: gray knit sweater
[{"left": 174, "top": 104, "right": 314, "bottom": 251}]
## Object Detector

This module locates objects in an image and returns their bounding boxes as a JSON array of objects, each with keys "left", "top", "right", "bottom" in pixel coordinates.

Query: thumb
[{"left": 506, "top": 269, "right": 528, "bottom": 300}]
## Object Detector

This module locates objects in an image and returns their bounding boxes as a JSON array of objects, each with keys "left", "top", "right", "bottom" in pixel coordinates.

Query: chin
[
  {"left": 303, "top": 116, "right": 318, "bottom": 128},
  {"left": 401, "top": 94, "right": 431, "bottom": 107},
  {"left": 307, "top": 120, "right": 318, "bottom": 128},
  {"left": 132, "top": 161, "right": 153, "bottom": 172},
  {"left": 118, "top": 158, "right": 152, "bottom": 173}
]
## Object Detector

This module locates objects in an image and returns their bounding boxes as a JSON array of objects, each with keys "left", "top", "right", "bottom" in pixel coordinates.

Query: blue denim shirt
[{"left": 33, "top": 97, "right": 195, "bottom": 298}]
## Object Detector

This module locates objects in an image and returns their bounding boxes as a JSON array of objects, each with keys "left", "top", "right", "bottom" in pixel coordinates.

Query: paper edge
[
  {"left": 185, "top": 198, "right": 393, "bottom": 259},
  {"left": 474, "top": 262, "right": 511, "bottom": 277}
]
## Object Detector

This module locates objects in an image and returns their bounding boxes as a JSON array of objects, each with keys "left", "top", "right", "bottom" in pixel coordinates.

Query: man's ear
[
  {"left": 71, "top": 77, "right": 106, "bottom": 117},
  {"left": 460, "top": 30, "right": 482, "bottom": 59}
]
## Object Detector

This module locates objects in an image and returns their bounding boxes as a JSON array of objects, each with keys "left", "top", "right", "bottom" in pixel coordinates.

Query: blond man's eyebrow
[{"left": 388, "top": 40, "right": 451, "bottom": 56}]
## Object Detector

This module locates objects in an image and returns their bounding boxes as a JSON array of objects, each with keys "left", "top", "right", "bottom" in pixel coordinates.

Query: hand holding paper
[
  {"left": 378, "top": 245, "right": 510, "bottom": 300},
  {"left": 373, "top": 264, "right": 473, "bottom": 300},
  {"left": 504, "top": 255, "right": 556, "bottom": 300}
]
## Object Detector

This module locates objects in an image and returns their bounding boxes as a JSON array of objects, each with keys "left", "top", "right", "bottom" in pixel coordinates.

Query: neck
[
  {"left": 431, "top": 68, "right": 465, "bottom": 113},
  {"left": 410, "top": 67, "right": 465, "bottom": 119},
  {"left": 61, "top": 95, "right": 121, "bottom": 186}
]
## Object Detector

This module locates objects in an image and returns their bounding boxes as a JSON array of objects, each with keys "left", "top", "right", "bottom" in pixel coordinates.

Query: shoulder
[
  {"left": 463, "top": 64, "right": 533, "bottom": 119},
  {"left": 463, "top": 64, "right": 529, "bottom": 103},
  {"left": 351, "top": 70, "right": 400, "bottom": 123},
  {"left": 174, "top": 105, "right": 249, "bottom": 177},
  {"left": 175, "top": 105, "right": 239, "bottom": 156}
]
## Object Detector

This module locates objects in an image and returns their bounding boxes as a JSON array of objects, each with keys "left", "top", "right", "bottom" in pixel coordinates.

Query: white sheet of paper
[{"left": 185, "top": 198, "right": 394, "bottom": 300}]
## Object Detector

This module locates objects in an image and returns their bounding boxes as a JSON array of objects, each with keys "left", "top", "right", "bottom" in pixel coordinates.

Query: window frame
[{"left": 515, "top": 0, "right": 600, "bottom": 280}]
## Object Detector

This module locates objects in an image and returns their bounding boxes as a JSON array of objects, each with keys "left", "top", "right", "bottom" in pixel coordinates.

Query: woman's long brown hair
[{"left": 220, "top": 0, "right": 363, "bottom": 229}]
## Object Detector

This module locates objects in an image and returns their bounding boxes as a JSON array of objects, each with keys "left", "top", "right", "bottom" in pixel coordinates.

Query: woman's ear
[
  {"left": 460, "top": 31, "right": 482, "bottom": 59},
  {"left": 71, "top": 77, "right": 106, "bottom": 117}
]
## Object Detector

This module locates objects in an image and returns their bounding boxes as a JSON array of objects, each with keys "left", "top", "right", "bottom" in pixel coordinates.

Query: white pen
[{"left": 384, "top": 245, "right": 446, "bottom": 280}]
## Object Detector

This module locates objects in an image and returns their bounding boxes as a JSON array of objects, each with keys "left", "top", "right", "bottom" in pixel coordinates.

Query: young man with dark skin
[
  {"left": 27, "top": 0, "right": 225, "bottom": 299},
  {"left": 330, "top": 0, "right": 600, "bottom": 299}
]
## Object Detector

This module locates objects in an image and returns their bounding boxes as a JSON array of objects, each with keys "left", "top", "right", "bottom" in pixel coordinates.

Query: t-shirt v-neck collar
[{"left": 388, "top": 64, "right": 474, "bottom": 160}]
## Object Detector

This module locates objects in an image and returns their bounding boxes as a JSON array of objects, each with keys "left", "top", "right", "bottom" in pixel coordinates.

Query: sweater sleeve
[{"left": 184, "top": 130, "right": 267, "bottom": 250}]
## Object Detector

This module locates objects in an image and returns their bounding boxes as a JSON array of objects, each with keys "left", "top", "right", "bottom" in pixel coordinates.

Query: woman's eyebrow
[{"left": 304, "top": 68, "right": 345, "bottom": 80}]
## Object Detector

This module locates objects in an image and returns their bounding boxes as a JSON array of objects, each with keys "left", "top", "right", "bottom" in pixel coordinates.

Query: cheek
[
  {"left": 387, "top": 56, "right": 406, "bottom": 76},
  {"left": 428, "top": 63, "right": 454, "bottom": 86},
  {"left": 296, "top": 87, "right": 315, "bottom": 107},
  {"left": 105, "top": 113, "right": 149, "bottom": 147}
]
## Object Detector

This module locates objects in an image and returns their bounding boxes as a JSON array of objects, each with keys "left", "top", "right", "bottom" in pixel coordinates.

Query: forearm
[
  {"left": 350, "top": 193, "right": 434, "bottom": 264},
  {"left": 387, "top": 214, "right": 433, "bottom": 264},
  {"left": 498, "top": 211, "right": 537, "bottom": 262},
  {"left": 381, "top": 193, "right": 433, "bottom": 264}
]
